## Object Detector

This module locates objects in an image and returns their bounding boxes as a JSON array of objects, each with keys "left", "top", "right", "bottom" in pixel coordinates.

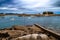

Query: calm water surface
[{"left": 0, "top": 15, "right": 60, "bottom": 33}]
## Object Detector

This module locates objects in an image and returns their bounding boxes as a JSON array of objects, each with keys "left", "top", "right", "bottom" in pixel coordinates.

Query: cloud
[
  {"left": 0, "top": 0, "right": 15, "bottom": 7},
  {"left": 14, "top": 0, "right": 51, "bottom": 9},
  {"left": 0, "top": 7, "right": 18, "bottom": 10},
  {"left": 0, "top": 0, "right": 60, "bottom": 14},
  {"left": 14, "top": 0, "right": 58, "bottom": 9},
  {"left": 53, "top": 0, "right": 60, "bottom": 7},
  {"left": 28, "top": 7, "right": 60, "bottom": 13},
  {"left": 0, "top": 0, "right": 4, "bottom": 2}
]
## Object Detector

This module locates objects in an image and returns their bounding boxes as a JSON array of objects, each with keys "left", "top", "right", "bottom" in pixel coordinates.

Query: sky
[{"left": 0, "top": 0, "right": 60, "bottom": 14}]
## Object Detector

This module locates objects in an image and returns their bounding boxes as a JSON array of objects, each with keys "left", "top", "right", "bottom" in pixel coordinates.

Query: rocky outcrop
[{"left": 0, "top": 25, "right": 57, "bottom": 40}]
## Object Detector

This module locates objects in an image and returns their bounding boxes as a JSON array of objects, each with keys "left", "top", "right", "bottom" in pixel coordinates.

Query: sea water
[{"left": 0, "top": 15, "right": 60, "bottom": 33}]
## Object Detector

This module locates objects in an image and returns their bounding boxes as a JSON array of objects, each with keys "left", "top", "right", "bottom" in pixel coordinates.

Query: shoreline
[{"left": 0, "top": 14, "right": 60, "bottom": 17}]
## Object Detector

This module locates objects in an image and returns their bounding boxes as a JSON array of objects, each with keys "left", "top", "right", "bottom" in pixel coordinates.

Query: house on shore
[{"left": 43, "top": 11, "right": 54, "bottom": 16}]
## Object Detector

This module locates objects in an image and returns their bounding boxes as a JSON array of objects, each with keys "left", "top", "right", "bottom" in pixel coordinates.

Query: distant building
[{"left": 43, "top": 11, "right": 54, "bottom": 16}]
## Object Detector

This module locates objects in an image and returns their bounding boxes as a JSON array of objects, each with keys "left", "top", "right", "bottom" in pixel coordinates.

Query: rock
[
  {"left": 16, "top": 34, "right": 49, "bottom": 40},
  {"left": 0, "top": 32, "right": 10, "bottom": 38}
]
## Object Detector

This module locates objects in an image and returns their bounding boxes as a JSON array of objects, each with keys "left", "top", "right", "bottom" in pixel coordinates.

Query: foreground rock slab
[{"left": 0, "top": 25, "right": 58, "bottom": 40}]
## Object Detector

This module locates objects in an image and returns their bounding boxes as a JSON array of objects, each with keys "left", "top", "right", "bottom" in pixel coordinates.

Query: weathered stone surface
[{"left": 0, "top": 25, "right": 57, "bottom": 40}]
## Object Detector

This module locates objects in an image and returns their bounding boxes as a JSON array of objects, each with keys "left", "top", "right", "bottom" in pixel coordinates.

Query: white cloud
[
  {"left": 48, "top": 7, "right": 60, "bottom": 10},
  {"left": 27, "top": 7, "right": 60, "bottom": 13},
  {"left": 48, "top": 7, "right": 60, "bottom": 11},
  {"left": 14, "top": 0, "right": 57, "bottom": 9},
  {"left": 12, "top": 0, "right": 60, "bottom": 13},
  {"left": 23, "top": 0, "right": 51, "bottom": 8},
  {"left": 0, "top": 7, "right": 18, "bottom": 10}
]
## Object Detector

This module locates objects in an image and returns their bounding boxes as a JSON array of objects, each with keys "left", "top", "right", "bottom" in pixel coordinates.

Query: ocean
[{"left": 0, "top": 15, "right": 60, "bottom": 33}]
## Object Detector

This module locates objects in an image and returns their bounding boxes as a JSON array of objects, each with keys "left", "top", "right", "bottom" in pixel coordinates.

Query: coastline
[{"left": 0, "top": 14, "right": 60, "bottom": 17}]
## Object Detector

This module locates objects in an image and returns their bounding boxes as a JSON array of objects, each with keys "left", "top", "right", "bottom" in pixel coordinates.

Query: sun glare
[{"left": 19, "top": 0, "right": 51, "bottom": 8}]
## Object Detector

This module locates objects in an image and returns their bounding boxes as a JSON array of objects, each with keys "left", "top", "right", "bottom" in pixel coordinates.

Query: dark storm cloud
[
  {"left": 53, "top": 0, "right": 60, "bottom": 7},
  {"left": 0, "top": 0, "right": 14, "bottom": 7}
]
